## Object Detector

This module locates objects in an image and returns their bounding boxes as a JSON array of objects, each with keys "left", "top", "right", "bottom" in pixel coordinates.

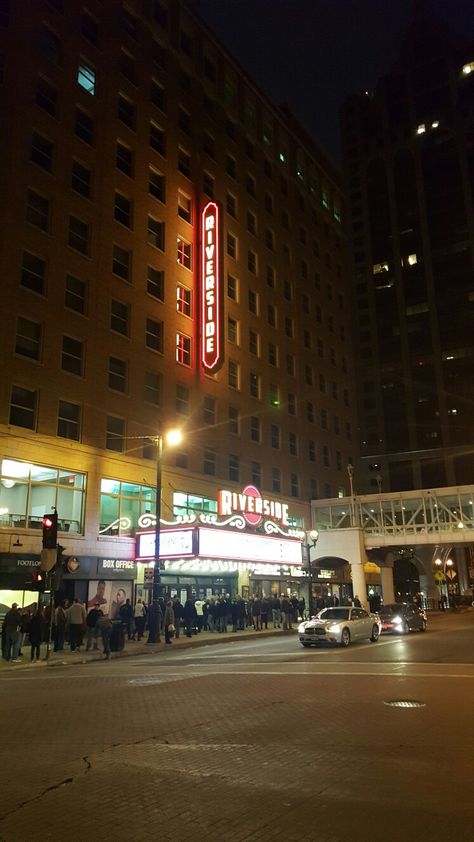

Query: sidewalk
[{"left": 0, "top": 625, "right": 293, "bottom": 671}]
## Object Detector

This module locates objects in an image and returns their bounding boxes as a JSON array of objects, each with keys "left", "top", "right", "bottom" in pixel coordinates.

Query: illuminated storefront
[{"left": 135, "top": 486, "right": 306, "bottom": 599}]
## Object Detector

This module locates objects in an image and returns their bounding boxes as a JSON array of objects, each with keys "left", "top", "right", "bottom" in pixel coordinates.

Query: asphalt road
[{"left": 1, "top": 612, "right": 473, "bottom": 842}]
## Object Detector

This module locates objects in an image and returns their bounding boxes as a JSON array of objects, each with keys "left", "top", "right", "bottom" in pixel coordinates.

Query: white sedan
[{"left": 298, "top": 607, "right": 382, "bottom": 648}]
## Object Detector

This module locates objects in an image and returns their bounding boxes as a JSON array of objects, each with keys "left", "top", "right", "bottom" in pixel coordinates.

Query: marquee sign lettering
[
  {"left": 200, "top": 201, "right": 222, "bottom": 372},
  {"left": 217, "top": 485, "right": 289, "bottom": 527}
]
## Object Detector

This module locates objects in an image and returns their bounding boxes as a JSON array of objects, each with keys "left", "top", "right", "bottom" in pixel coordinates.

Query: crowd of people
[{"left": 2, "top": 591, "right": 375, "bottom": 662}]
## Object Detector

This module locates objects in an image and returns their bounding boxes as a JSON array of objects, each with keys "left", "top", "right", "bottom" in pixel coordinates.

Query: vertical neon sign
[{"left": 200, "top": 201, "right": 222, "bottom": 372}]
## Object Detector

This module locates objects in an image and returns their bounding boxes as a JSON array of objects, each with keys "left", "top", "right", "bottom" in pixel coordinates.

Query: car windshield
[
  {"left": 379, "top": 604, "right": 404, "bottom": 616},
  {"left": 318, "top": 608, "right": 350, "bottom": 621}
]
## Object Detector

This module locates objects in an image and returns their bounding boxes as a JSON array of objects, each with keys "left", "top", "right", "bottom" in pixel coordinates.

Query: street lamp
[
  {"left": 435, "top": 556, "right": 453, "bottom": 609},
  {"left": 147, "top": 429, "right": 182, "bottom": 644},
  {"left": 347, "top": 463, "right": 355, "bottom": 526},
  {"left": 305, "top": 529, "right": 319, "bottom": 618}
]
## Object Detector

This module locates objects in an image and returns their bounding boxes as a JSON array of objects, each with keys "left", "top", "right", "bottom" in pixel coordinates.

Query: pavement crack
[{"left": 0, "top": 777, "right": 74, "bottom": 823}]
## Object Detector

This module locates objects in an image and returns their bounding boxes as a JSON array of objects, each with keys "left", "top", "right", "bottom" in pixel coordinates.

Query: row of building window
[{"left": 8, "top": 383, "right": 352, "bottom": 449}]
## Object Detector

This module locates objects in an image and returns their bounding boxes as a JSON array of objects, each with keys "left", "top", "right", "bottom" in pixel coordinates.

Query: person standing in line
[
  {"left": 67, "top": 598, "right": 86, "bottom": 652},
  {"left": 252, "top": 596, "right": 262, "bottom": 631},
  {"left": 236, "top": 596, "right": 246, "bottom": 631},
  {"left": 298, "top": 596, "right": 306, "bottom": 619},
  {"left": 54, "top": 601, "right": 67, "bottom": 652},
  {"left": 133, "top": 598, "right": 146, "bottom": 640},
  {"left": 207, "top": 598, "right": 216, "bottom": 632},
  {"left": 119, "top": 598, "right": 134, "bottom": 640},
  {"left": 164, "top": 599, "right": 175, "bottom": 644},
  {"left": 182, "top": 598, "right": 197, "bottom": 638},
  {"left": 270, "top": 594, "right": 281, "bottom": 628},
  {"left": 172, "top": 596, "right": 183, "bottom": 638},
  {"left": 27, "top": 606, "right": 44, "bottom": 662},
  {"left": 261, "top": 596, "right": 269, "bottom": 630},
  {"left": 353, "top": 595, "right": 362, "bottom": 608},
  {"left": 4, "top": 603, "right": 24, "bottom": 662},
  {"left": 85, "top": 604, "right": 103, "bottom": 651},
  {"left": 281, "top": 595, "right": 292, "bottom": 630},
  {"left": 194, "top": 596, "right": 205, "bottom": 632},
  {"left": 231, "top": 598, "right": 239, "bottom": 632},
  {"left": 95, "top": 613, "right": 113, "bottom": 659}
]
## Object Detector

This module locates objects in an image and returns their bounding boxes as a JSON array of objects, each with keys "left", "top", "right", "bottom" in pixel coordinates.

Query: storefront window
[
  {"left": 99, "top": 479, "right": 155, "bottom": 536},
  {"left": 0, "top": 459, "right": 85, "bottom": 533},
  {"left": 173, "top": 491, "right": 217, "bottom": 518}
]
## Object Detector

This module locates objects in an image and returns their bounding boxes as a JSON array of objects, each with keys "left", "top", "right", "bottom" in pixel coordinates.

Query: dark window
[
  {"left": 75, "top": 107, "right": 94, "bottom": 144},
  {"left": 109, "top": 356, "right": 127, "bottom": 392},
  {"left": 110, "top": 299, "right": 128, "bottom": 335},
  {"left": 112, "top": 245, "right": 131, "bottom": 281},
  {"left": 65, "top": 274, "right": 86, "bottom": 314},
  {"left": 57, "top": 400, "right": 80, "bottom": 440},
  {"left": 116, "top": 141, "right": 133, "bottom": 176},
  {"left": 71, "top": 160, "right": 91, "bottom": 197},
  {"left": 144, "top": 371, "right": 161, "bottom": 405},
  {"left": 106, "top": 416, "right": 124, "bottom": 452},
  {"left": 176, "top": 383, "right": 189, "bottom": 415},
  {"left": 68, "top": 215, "right": 89, "bottom": 254},
  {"left": 119, "top": 50, "right": 135, "bottom": 84},
  {"left": 149, "top": 168, "right": 165, "bottom": 202},
  {"left": 151, "top": 80, "right": 165, "bottom": 110},
  {"left": 21, "top": 252, "right": 45, "bottom": 294},
  {"left": 150, "top": 122, "right": 165, "bottom": 156},
  {"left": 147, "top": 266, "right": 164, "bottom": 299},
  {"left": 178, "top": 148, "right": 191, "bottom": 178},
  {"left": 229, "top": 454, "right": 239, "bottom": 482},
  {"left": 9, "top": 385, "right": 37, "bottom": 429},
  {"left": 31, "top": 132, "right": 53, "bottom": 171},
  {"left": 251, "top": 461, "right": 261, "bottom": 486},
  {"left": 81, "top": 10, "right": 98, "bottom": 45},
  {"left": 117, "top": 94, "right": 135, "bottom": 129},
  {"left": 15, "top": 317, "right": 41, "bottom": 360},
  {"left": 26, "top": 189, "right": 49, "bottom": 231},
  {"left": 147, "top": 216, "right": 164, "bottom": 250},
  {"left": 39, "top": 25, "right": 61, "bottom": 64},
  {"left": 114, "top": 192, "right": 132, "bottom": 228},
  {"left": 61, "top": 336, "right": 83, "bottom": 375},
  {"left": 35, "top": 77, "right": 57, "bottom": 115},
  {"left": 146, "top": 318, "right": 163, "bottom": 352}
]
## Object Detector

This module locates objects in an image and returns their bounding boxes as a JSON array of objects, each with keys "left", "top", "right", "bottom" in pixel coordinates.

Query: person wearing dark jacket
[
  {"left": 252, "top": 597, "right": 262, "bottom": 631},
  {"left": 119, "top": 598, "right": 134, "bottom": 639},
  {"left": 4, "top": 603, "right": 23, "bottom": 661},
  {"left": 86, "top": 605, "right": 103, "bottom": 650},
  {"left": 261, "top": 597, "right": 269, "bottom": 629},
  {"left": 182, "top": 599, "right": 197, "bottom": 638},
  {"left": 164, "top": 599, "right": 175, "bottom": 644},
  {"left": 172, "top": 597, "right": 183, "bottom": 638},
  {"left": 28, "top": 607, "right": 44, "bottom": 662}
]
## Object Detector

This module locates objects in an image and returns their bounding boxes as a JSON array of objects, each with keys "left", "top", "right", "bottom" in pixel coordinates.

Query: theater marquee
[{"left": 200, "top": 201, "right": 223, "bottom": 373}]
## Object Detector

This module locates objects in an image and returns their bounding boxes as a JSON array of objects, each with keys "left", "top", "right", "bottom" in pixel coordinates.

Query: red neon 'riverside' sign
[{"left": 200, "top": 201, "right": 222, "bottom": 372}]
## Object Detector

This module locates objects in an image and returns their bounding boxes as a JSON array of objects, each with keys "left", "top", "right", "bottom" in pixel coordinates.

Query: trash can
[{"left": 110, "top": 621, "right": 125, "bottom": 652}]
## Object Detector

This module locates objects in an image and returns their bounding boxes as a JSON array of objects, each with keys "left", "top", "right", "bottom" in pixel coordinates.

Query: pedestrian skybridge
[{"left": 311, "top": 485, "right": 474, "bottom": 549}]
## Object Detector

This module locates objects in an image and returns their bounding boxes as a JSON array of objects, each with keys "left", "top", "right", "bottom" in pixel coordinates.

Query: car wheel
[
  {"left": 300, "top": 642, "right": 311, "bottom": 647},
  {"left": 339, "top": 627, "right": 351, "bottom": 647},
  {"left": 420, "top": 620, "right": 427, "bottom": 632},
  {"left": 370, "top": 625, "right": 380, "bottom": 642}
]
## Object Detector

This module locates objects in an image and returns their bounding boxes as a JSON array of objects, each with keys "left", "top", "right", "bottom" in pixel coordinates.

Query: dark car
[{"left": 379, "top": 603, "right": 427, "bottom": 634}]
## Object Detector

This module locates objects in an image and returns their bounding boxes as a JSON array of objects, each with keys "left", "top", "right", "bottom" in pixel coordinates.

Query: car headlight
[
  {"left": 392, "top": 616, "right": 402, "bottom": 624},
  {"left": 298, "top": 623, "right": 306, "bottom": 633},
  {"left": 327, "top": 624, "right": 341, "bottom": 633}
]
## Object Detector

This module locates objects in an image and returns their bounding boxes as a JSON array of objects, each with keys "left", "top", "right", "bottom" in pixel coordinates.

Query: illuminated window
[
  {"left": 176, "top": 285, "right": 191, "bottom": 316},
  {"left": 77, "top": 62, "right": 95, "bottom": 95},
  {"left": 269, "top": 384, "right": 279, "bottom": 407},
  {"left": 373, "top": 262, "right": 389, "bottom": 274},
  {"left": 321, "top": 190, "right": 330, "bottom": 209},
  {"left": 407, "top": 253, "right": 418, "bottom": 266},
  {"left": 416, "top": 124, "right": 426, "bottom": 135},
  {"left": 462, "top": 61, "right": 474, "bottom": 75},
  {"left": 176, "top": 332, "right": 191, "bottom": 366},
  {"left": 177, "top": 236, "right": 192, "bottom": 269}
]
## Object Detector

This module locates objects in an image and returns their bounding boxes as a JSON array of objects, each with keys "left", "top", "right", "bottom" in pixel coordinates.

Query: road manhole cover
[{"left": 384, "top": 700, "right": 426, "bottom": 708}]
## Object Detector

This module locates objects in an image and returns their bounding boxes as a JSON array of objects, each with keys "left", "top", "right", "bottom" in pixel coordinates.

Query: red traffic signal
[
  {"left": 32, "top": 570, "right": 43, "bottom": 583},
  {"left": 42, "top": 512, "right": 58, "bottom": 549}
]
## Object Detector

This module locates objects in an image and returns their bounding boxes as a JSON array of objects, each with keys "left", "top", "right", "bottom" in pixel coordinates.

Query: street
[{"left": 1, "top": 612, "right": 474, "bottom": 842}]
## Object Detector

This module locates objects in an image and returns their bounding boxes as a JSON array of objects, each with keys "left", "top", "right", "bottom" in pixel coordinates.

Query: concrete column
[
  {"left": 350, "top": 561, "right": 368, "bottom": 611},
  {"left": 380, "top": 566, "right": 395, "bottom": 604}
]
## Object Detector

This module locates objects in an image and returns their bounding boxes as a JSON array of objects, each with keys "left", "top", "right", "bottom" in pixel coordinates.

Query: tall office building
[
  {"left": 0, "top": 0, "right": 356, "bottom": 607},
  {"left": 341, "top": 4, "right": 474, "bottom": 493}
]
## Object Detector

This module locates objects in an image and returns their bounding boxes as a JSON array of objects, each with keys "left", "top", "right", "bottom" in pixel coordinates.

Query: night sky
[{"left": 193, "top": 0, "right": 474, "bottom": 162}]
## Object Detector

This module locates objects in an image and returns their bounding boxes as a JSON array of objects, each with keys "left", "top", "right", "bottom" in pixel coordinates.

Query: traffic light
[
  {"left": 42, "top": 512, "right": 58, "bottom": 549},
  {"left": 32, "top": 569, "right": 45, "bottom": 590}
]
